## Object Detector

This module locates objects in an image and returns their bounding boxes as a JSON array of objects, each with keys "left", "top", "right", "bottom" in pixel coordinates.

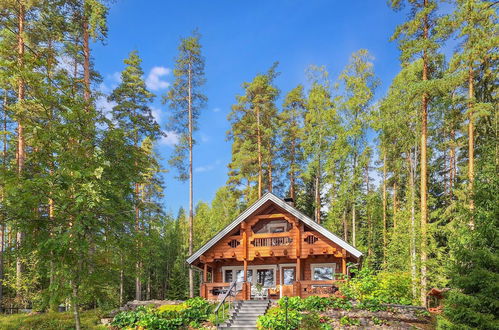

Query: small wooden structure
[{"left": 187, "top": 193, "right": 363, "bottom": 300}]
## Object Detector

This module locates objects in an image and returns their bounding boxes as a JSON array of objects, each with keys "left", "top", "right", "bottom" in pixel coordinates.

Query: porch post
[
  {"left": 342, "top": 249, "right": 347, "bottom": 275},
  {"left": 203, "top": 263, "right": 208, "bottom": 283},
  {"left": 296, "top": 258, "right": 301, "bottom": 281}
]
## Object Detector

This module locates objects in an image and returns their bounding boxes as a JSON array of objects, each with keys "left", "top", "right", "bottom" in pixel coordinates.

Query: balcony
[{"left": 251, "top": 236, "right": 293, "bottom": 247}]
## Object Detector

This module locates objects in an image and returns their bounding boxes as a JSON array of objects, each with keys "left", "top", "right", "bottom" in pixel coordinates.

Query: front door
[{"left": 281, "top": 267, "right": 295, "bottom": 297}]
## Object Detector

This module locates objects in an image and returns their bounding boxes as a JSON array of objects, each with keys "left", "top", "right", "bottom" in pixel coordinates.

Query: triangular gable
[{"left": 186, "top": 192, "right": 363, "bottom": 264}]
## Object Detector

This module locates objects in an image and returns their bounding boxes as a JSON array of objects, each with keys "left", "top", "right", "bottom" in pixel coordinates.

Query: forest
[{"left": 0, "top": 0, "right": 497, "bottom": 329}]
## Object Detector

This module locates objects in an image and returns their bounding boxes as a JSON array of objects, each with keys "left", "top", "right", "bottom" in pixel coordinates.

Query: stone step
[
  {"left": 229, "top": 316, "right": 261, "bottom": 321},
  {"left": 233, "top": 312, "right": 265, "bottom": 316}
]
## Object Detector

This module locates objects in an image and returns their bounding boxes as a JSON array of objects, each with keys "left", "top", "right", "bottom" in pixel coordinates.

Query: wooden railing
[
  {"left": 252, "top": 236, "right": 293, "bottom": 247},
  {"left": 298, "top": 279, "right": 346, "bottom": 298}
]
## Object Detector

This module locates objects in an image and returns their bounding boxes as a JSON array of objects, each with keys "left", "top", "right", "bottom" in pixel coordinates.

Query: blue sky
[{"left": 92, "top": 1, "right": 406, "bottom": 215}]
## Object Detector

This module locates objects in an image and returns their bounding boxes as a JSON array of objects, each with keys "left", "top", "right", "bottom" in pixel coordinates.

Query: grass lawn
[{"left": 0, "top": 310, "right": 106, "bottom": 330}]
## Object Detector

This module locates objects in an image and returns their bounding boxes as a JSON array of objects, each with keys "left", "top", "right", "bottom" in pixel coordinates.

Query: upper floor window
[{"left": 252, "top": 219, "right": 292, "bottom": 234}]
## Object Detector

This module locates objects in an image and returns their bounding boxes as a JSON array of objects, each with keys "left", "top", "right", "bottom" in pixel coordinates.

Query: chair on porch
[{"left": 251, "top": 285, "right": 268, "bottom": 300}]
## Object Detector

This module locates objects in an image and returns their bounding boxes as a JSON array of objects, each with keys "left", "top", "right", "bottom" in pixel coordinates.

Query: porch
[{"left": 199, "top": 257, "right": 347, "bottom": 300}]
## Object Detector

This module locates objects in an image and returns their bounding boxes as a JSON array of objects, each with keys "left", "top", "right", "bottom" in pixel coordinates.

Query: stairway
[{"left": 218, "top": 300, "right": 271, "bottom": 329}]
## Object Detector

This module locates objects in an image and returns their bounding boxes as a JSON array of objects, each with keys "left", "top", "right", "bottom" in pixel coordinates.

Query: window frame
[
  {"left": 310, "top": 263, "right": 337, "bottom": 281},
  {"left": 221, "top": 265, "right": 277, "bottom": 287}
]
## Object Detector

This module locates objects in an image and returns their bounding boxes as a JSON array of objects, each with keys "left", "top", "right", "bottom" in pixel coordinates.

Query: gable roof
[{"left": 186, "top": 192, "right": 363, "bottom": 264}]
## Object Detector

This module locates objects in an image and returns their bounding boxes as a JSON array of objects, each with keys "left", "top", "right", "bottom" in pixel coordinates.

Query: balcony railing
[{"left": 252, "top": 236, "right": 293, "bottom": 247}]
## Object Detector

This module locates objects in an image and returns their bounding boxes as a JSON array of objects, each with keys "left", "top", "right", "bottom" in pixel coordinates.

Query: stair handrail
[{"left": 214, "top": 281, "right": 238, "bottom": 325}]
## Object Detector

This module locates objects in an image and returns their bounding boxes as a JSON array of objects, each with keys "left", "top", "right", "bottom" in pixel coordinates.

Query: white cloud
[
  {"left": 95, "top": 82, "right": 116, "bottom": 119},
  {"left": 213, "top": 107, "right": 221, "bottom": 112},
  {"left": 158, "top": 131, "right": 179, "bottom": 147},
  {"left": 151, "top": 107, "right": 162, "bottom": 124},
  {"left": 96, "top": 96, "right": 117, "bottom": 120},
  {"left": 110, "top": 71, "right": 122, "bottom": 84},
  {"left": 146, "top": 66, "right": 171, "bottom": 91},
  {"left": 194, "top": 164, "right": 214, "bottom": 173},
  {"left": 194, "top": 159, "right": 221, "bottom": 173}
]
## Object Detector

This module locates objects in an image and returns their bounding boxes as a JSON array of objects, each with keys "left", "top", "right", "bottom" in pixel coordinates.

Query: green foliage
[
  {"left": 111, "top": 298, "right": 212, "bottom": 329},
  {"left": 342, "top": 267, "right": 413, "bottom": 305},
  {"left": 0, "top": 310, "right": 105, "bottom": 330},
  {"left": 299, "top": 312, "right": 332, "bottom": 330},
  {"left": 257, "top": 306, "right": 302, "bottom": 330},
  {"left": 438, "top": 137, "right": 499, "bottom": 329},
  {"left": 277, "top": 296, "right": 352, "bottom": 312},
  {"left": 339, "top": 316, "right": 360, "bottom": 326}
]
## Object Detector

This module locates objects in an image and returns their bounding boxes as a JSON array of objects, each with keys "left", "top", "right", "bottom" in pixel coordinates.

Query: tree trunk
[
  {"left": 365, "top": 164, "right": 372, "bottom": 258},
  {"left": 468, "top": 67, "right": 474, "bottom": 220},
  {"left": 393, "top": 181, "right": 397, "bottom": 228},
  {"left": 420, "top": 0, "right": 429, "bottom": 306},
  {"left": 290, "top": 138, "right": 296, "bottom": 200},
  {"left": 146, "top": 271, "right": 151, "bottom": 300},
  {"left": 382, "top": 153, "right": 387, "bottom": 265},
  {"left": 120, "top": 256, "right": 124, "bottom": 306},
  {"left": 71, "top": 280, "right": 81, "bottom": 330},
  {"left": 268, "top": 155, "right": 273, "bottom": 193},
  {"left": 0, "top": 92, "right": 7, "bottom": 311},
  {"left": 449, "top": 128, "right": 455, "bottom": 198},
  {"left": 83, "top": 12, "right": 91, "bottom": 105},
  {"left": 343, "top": 209, "right": 348, "bottom": 242},
  {"left": 188, "top": 62, "right": 194, "bottom": 298},
  {"left": 16, "top": 0, "right": 26, "bottom": 296},
  {"left": 256, "top": 106, "right": 262, "bottom": 198},
  {"left": 408, "top": 149, "right": 417, "bottom": 300},
  {"left": 135, "top": 182, "right": 141, "bottom": 301},
  {"left": 352, "top": 202, "right": 356, "bottom": 246},
  {"left": 315, "top": 174, "right": 321, "bottom": 223}
]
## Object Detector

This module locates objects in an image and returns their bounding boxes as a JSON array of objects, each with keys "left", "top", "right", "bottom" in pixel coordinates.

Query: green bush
[
  {"left": 111, "top": 297, "right": 213, "bottom": 329},
  {"left": 302, "top": 296, "right": 330, "bottom": 311},
  {"left": 257, "top": 307, "right": 302, "bottom": 329},
  {"left": 277, "top": 296, "right": 352, "bottom": 312},
  {"left": 342, "top": 266, "right": 413, "bottom": 305},
  {"left": 277, "top": 296, "right": 304, "bottom": 311},
  {"left": 356, "top": 298, "right": 386, "bottom": 312}
]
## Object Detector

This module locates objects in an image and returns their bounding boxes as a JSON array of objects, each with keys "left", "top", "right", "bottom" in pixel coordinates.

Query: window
[
  {"left": 311, "top": 264, "right": 336, "bottom": 281},
  {"left": 282, "top": 268, "right": 295, "bottom": 285},
  {"left": 224, "top": 269, "right": 233, "bottom": 283},
  {"left": 269, "top": 225, "right": 285, "bottom": 233},
  {"left": 257, "top": 269, "right": 274, "bottom": 287},
  {"left": 236, "top": 270, "right": 253, "bottom": 283}
]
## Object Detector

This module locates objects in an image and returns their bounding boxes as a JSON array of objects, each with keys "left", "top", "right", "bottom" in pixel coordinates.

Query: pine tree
[
  {"left": 338, "top": 49, "right": 379, "bottom": 246},
  {"left": 441, "top": 0, "right": 498, "bottom": 217},
  {"left": 390, "top": 0, "right": 441, "bottom": 305},
  {"left": 227, "top": 63, "right": 279, "bottom": 202},
  {"left": 163, "top": 31, "right": 206, "bottom": 298},
  {"left": 440, "top": 132, "right": 499, "bottom": 329},
  {"left": 279, "top": 85, "right": 306, "bottom": 201},
  {"left": 109, "top": 50, "right": 161, "bottom": 301},
  {"left": 302, "top": 66, "right": 338, "bottom": 224}
]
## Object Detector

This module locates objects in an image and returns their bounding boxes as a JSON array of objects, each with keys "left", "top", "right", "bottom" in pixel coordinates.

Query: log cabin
[{"left": 186, "top": 193, "right": 362, "bottom": 300}]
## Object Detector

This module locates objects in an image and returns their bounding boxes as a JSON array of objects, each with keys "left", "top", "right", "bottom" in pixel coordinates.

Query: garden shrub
[
  {"left": 257, "top": 307, "right": 302, "bottom": 330},
  {"left": 277, "top": 296, "right": 352, "bottom": 312},
  {"left": 111, "top": 297, "right": 213, "bottom": 329},
  {"left": 302, "top": 296, "right": 330, "bottom": 311},
  {"left": 277, "top": 296, "right": 304, "bottom": 311},
  {"left": 342, "top": 266, "right": 413, "bottom": 305},
  {"left": 356, "top": 298, "right": 386, "bottom": 312}
]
